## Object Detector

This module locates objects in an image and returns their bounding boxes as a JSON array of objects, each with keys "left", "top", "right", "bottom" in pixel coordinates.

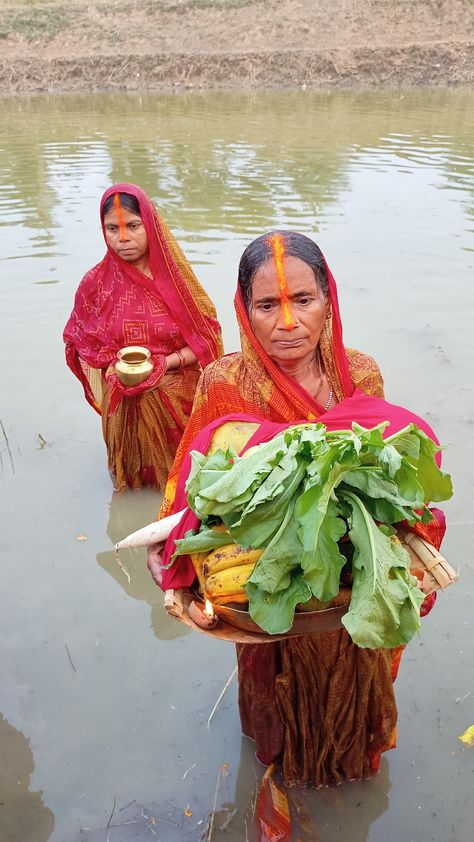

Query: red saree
[
  {"left": 63, "top": 183, "right": 223, "bottom": 491},
  {"left": 158, "top": 248, "right": 446, "bottom": 787}
]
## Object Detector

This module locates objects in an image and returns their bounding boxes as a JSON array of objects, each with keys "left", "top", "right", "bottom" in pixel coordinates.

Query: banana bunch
[
  {"left": 189, "top": 523, "right": 230, "bottom": 592},
  {"left": 202, "top": 544, "right": 263, "bottom": 606}
]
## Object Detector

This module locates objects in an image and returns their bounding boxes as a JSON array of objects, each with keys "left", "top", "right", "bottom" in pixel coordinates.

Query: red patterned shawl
[{"left": 63, "top": 183, "right": 223, "bottom": 413}]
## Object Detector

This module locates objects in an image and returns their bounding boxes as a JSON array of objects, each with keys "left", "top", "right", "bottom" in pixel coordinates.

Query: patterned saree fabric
[
  {"left": 159, "top": 243, "right": 447, "bottom": 787},
  {"left": 161, "top": 261, "right": 383, "bottom": 517},
  {"left": 63, "top": 183, "right": 223, "bottom": 490}
]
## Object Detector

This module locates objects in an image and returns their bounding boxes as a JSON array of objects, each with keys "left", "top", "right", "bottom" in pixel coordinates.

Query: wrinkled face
[
  {"left": 249, "top": 255, "right": 327, "bottom": 365},
  {"left": 103, "top": 207, "right": 149, "bottom": 265}
]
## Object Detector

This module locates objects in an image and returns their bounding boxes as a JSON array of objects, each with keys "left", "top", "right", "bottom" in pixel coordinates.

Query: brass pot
[{"left": 115, "top": 346, "right": 154, "bottom": 386}]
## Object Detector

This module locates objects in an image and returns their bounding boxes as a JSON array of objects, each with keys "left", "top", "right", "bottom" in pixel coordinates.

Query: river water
[{"left": 0, "top": 89, "right": 473, "bottom": 842}]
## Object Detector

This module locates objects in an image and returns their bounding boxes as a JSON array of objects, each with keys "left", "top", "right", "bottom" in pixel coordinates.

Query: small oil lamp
[{"left": 188, "top": 597, "right": 218, "bottom": 629}]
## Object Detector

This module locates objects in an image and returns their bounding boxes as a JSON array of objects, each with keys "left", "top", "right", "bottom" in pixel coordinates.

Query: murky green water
[{"left": 0, "top": 89, "right": 473, "bottom": 842}]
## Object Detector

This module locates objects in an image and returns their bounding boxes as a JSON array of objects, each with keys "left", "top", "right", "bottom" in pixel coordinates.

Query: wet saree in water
[
  {"left": 158, "top": 252, "right": 445, "bottom": 786},
  {"left": 63, "top": 183, "right": 223, "bottom": 491}
]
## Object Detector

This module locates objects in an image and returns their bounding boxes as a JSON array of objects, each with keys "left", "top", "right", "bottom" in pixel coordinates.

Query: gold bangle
[{"left": 176, "top": 349, "right": 186, "bottom": 369}]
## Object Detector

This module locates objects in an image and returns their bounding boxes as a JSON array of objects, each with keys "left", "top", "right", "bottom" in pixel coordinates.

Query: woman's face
[
  {"left": 249, "top": 255, "right": 327, "bottom": 366},
  {"left": 103, "top": 206, "right": 149, "bottom": 265}
]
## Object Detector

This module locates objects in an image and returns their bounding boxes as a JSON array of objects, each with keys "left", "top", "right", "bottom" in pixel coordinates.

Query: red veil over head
[
  {"left": 160, "top": 236, "right": 384, "bottom": 520},
  {"left": 63, "top": 182, "right": 223, "bottom": 412},
  {"left": 233, "top": 249, "right": 355, "bottom": 421}
]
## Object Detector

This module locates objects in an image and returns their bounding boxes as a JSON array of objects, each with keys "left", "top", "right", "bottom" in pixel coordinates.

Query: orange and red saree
[
  {"left": 161, "top": 254, "right": 383, "bottom": 515},
  {"left": 63, "top": 183, "right": 223, "bottom": 491},
  {"left": 159, "top": 250, "right": 444, "bottom": 786}
]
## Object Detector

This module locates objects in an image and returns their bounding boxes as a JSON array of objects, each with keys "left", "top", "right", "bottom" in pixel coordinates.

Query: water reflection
[
  {"left": 0, "top": 713, "right": 55, "bottom": 842},
  {"left": 295, "top": 759, "right": 391, "bottom": 842},
  {"left": 96, "top": 489, "right": 191, "bottom": 641},
  {"left": 230, "top": 742, "right": 390, "bottom": 841},
  {"left": 1, "top": 90, "right": 473, "bottom": 243},
  {"left": 1, "top": 88, "right": 473, "bottom": 842},
  {"left": 70, "top": 736, "right": 390, "bottom": 841}
]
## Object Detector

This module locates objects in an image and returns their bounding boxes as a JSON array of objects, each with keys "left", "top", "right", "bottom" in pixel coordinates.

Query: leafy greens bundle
[{"left": 172, "top": 422, "right": 453, "bottom": 647}]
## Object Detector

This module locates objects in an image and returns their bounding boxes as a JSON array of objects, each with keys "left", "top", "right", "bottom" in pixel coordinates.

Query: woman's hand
[
  {"left": 147, "top": 541, "right": 165, "bottom": 586},
  {"left": 165, "top": 345, "right": 197, "bottom": 372}
]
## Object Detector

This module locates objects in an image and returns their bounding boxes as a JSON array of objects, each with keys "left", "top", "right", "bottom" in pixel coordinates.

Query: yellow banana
[
  {"left": 190, "top": 552, "right": 207, "bottom": 593},
  {"left": 205, "top": 562, "right": 257, "bottom": 597},
  {"left": 209, "top": 592, "right": 249, "bottom": 606},
  {"left": 203, "top": 544, "right": 263, "bottom": 577}
]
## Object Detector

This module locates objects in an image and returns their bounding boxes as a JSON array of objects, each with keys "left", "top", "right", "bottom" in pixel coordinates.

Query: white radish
[{"left": 113, "top": 508, "right": 187, "bottom": 557}]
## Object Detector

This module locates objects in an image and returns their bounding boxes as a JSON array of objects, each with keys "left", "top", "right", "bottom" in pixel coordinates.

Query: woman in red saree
[
  {"left": 151, "top": 231, "right": 445, "bottom": 787},
  {"left": 63, "top": 183, "right": 223, "bottom": 491}
]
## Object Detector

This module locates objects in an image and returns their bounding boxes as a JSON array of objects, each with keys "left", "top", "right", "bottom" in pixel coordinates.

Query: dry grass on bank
[{"left": 1, "top": 0, "right": 474, "bottom": 93}]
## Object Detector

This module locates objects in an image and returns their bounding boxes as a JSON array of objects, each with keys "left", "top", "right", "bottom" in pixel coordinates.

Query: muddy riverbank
[{"left": 1, "top": 0, "right": 474, "bottom": 94}]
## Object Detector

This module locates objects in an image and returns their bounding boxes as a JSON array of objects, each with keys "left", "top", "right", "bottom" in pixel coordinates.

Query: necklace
[{"left": 323, "top": 389, "right": 333, "bottom": 411}]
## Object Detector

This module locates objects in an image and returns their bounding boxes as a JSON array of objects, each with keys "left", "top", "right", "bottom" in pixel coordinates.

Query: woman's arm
[{"left": 165, "top": 345, "right": 197, "bottom": 372}]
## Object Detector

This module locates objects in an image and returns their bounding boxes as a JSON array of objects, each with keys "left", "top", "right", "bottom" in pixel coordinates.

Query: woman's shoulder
[
  {"left": 72, "top": 259, "right": 110, "bottom": 311},
  {"left": 200, "top": 352, "right": 244, "bottom": 381},
  {"left": 78, "top": 259, "right": 105, "bottom": 289},
  {"left": 345, "top": 347, "right": 384, "bottom": 398}
]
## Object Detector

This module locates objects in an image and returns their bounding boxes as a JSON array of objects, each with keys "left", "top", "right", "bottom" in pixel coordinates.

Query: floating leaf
[
  {"left": 184, "top": 807, "right": 193, "bottom": 817},
  {"left": 459, "top": 724, "right": 474, "bottom": 746},
  {"left": 75, "top": 534, "right": 88, "bottom": 541}
]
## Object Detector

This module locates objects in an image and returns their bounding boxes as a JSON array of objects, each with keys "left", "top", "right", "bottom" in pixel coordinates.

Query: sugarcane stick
[{"left": 398, "top": 527, "right": 458, "bottom": 589}]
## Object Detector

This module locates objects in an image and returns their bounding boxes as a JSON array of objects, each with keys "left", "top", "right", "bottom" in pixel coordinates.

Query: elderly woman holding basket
[{"left": 146, "top": 231, "right": 453, "bottom": 788}]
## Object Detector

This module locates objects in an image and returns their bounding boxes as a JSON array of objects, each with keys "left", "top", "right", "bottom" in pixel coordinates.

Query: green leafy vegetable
[
  {"left": 173, "top": 420, "right": 452, "bottom": 646},
  {"left": 247, "top": 569, "right": 311, "bottom": 634},
  {"left": 339, "top": 491, "right": 425, "bottom": 648}
]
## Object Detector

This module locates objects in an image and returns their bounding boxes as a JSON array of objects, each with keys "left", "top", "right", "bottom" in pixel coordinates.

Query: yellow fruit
[
  {"left": 203, "top": 544, "right": 263, "bottom": 577},
  {"left": 207, "top": 421, "right": 260, "bottom": 457},
  {"left": 190, "top": 552, "right": 207, "bottom": 593},
  {"left": 241, "top": 445, "right": 260, "bottom": 459},
  {"left": 207, "top": 592, "right": 249, "bottom": 606},
  {"left": 205, "top": 562, "right": 257, "bottom": 597}
]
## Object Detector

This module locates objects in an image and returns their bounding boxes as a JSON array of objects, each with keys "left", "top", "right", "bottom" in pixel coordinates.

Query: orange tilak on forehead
[
  {"left": 268, "top": 234, "right": 296, "bottom": 330},
  {"left": 113, "top": 193, "right": 127, "bottom": 241}
]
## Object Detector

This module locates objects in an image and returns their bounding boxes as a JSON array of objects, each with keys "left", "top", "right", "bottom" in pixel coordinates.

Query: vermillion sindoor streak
[
  {"left": 113, "top": 192, "right": 127, "bottom": 242},
  {"left": 268, "top": 234, "right": 296, "bottom": 330}
]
